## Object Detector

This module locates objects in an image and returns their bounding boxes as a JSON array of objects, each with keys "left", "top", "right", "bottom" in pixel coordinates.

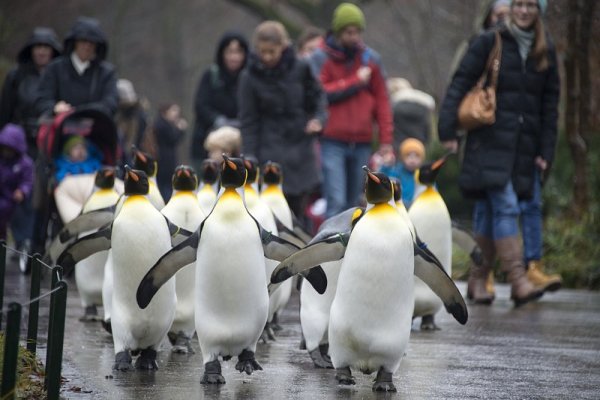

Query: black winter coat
[
  {"left": 35, "top": 18, "right": 118, "bottom": 117},
  {"left": 238, "top": 47, "right": 327, "bottom": 196},
  {"left": 154, "top": 115, "right": 185, "bottom": 197},
  {"left": 438, "top": 27, "right": 560, "bottom": 199}
]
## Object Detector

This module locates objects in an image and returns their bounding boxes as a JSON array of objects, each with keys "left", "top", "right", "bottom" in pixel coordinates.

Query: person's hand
[
  {"left": 305, "top": 119, "right": 322, "bottom": 135},
  {"left": 357, "top": 66, "right": 372, "bottom": 84},
  {"left": 13, "top": 189, "right": 24, "bottom": 203},
  {"left": 441, "top": 140, "right": 459, "bottom": 153},
  {"left": 535, "top": 156, "right": 547, "bottom": 171},
  {"left": 54, "top": 101, "right": 72, "bottom": 114},
  {"left": 176, "top": 118, "right": 188, "bottom": 131}
]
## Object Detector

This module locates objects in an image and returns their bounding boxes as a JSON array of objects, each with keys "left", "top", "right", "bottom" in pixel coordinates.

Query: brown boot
[
  {"left": 467, "top": 235, "right": 495, "bottom": 304},
  {"left": 527, "top": 260, "right": 562, "bottom": 292},
  {"left": 495, "top": 236, "right": 543, "bottom": 307}
]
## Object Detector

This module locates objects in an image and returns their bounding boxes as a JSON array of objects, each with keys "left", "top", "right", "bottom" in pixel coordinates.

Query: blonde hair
[
  {"left": 252, "top": 21, "right": 290, "bottom": 47},
  {"left": 531, "top": 18, "right": 549, "bottom": 71}
]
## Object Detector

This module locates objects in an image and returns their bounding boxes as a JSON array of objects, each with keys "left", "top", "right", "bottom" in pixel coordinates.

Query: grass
[{"left": 0, "top": 333, "right": 47, "bottom": 400}]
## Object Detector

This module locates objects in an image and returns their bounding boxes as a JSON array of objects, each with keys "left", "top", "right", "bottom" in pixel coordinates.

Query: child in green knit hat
[{"left": 55, "top": 135, "right": 102, "bottom": 183}]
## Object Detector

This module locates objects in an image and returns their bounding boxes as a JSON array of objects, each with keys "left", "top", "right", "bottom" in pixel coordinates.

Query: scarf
[{"left": 508, "top": 22, "right": 535, "bottom": 63}]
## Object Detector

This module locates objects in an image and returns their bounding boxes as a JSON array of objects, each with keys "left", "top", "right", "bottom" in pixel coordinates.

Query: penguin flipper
[
  {"left": 46, "top": 207, "right": 115, "bottom": 263},
  {"left": 273, "top": 214, "right": 307, "bottom": 247},
  {"left": 267, "top": 266, "right": 327, "bottom": 295},
  {"left": 137, "top": 230, "right": 200, "bottom": 309},
  {"left": 291, "top": 213, "right": 313, "bottom": 244},
  {"left": 270, "top": 232, "right": 350, "bottom": 284},
  {"left": 259, "top": 226, "right": 301, "bottom": 261},
  {"left": 413, "top": 240, "right": 468, "bottom": 325},
  {"left": 163, "top": 216, "right": 196, "bottom": 246},
  {"left": 56, "top": 226, "right": 113, "bottom": 274},
  {"left": 451, "top": 222, "right": 483, "bottom": 266}
]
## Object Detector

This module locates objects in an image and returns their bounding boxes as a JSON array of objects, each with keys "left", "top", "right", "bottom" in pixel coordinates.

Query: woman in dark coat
[
  {"left": 191, "top": 32, "right": 249, "bottom": 165},
  {"left": 438, "top": 0, "right": 559, "bottom": 307},
  {"left": 238, "top": 21, "right": 327, "bottom": 219}
]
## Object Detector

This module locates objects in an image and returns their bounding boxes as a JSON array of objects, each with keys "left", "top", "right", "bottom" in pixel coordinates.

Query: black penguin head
[
  {"left": 132, "top": 146, "right": 157, "bottom": 177},
  {"left": 172, "top": 165, "right": 198, "bottom": 191},
  {"left": 94, "top": 166, "right": 116, "bottom": 189},
  {"left": 363, "top": 166, "right": 393, "bottom": 204},
  {"left": 417, "top": 154, "right": 449, "bottom": 186},
  {"left": 221, "top": 155, "right": 247, "bottom": 188},
  {"left": 124, "top": 165, "right": 149, "bottom": 195},
  {"left": 262, "top": 161, "right": 282, "bottom": 185},
  {"left": 243, "top": 155, "right": 259, "bottom": 185},
  {"left": 390, "top": 177, "right": 402, "bottom": 203},
  {"left": 200, "top": 159, "right": 220, "bottom": 185}
]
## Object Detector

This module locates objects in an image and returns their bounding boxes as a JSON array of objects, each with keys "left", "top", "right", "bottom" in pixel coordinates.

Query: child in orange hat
[{"left": 379, "top": 137, "right": 425, "bottom": 207}]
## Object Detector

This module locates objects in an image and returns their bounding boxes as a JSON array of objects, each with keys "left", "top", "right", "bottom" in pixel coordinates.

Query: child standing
[
  {"left": 0, "top": 124, "right": 34, "bottom": 240},
  {"left": 379, "top": 137, "right": 425, "bottom": 208}
]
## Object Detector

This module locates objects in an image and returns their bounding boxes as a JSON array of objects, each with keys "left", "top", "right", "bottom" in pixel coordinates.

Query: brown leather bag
[{"left": 458, "top": 31, "right": 502, "bottom": 131}]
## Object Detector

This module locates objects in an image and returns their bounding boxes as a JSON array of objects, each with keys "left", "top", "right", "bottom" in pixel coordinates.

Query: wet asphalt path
[{"left": 3, "top": 254, "right": 600, "bottom": 399}]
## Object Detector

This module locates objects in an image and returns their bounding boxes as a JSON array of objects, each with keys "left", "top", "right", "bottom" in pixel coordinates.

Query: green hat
[
  {"left": 63, "top": 135, "right": 85, "bottom": 155},
  {"left": 332, "top": 3, "right": 366, "bottom": 34}
]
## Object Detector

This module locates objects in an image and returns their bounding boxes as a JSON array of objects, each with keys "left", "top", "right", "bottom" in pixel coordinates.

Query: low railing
[{"left": 0, "top": 241, "right": 68, "bottom": 400}]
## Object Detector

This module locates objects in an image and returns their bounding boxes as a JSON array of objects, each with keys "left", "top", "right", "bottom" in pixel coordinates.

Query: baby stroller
[{"left": 30, "top": 106, "right": 120, "bottom": 267}]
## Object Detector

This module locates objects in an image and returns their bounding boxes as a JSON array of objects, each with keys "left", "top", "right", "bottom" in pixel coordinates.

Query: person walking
[
  {"left": 238, "top": 21, "right": 327, "bottom": 220},
  {"left": 35, "top": 16, "right": 118, "bottom": 118},
  {"left": 0, "top": 27, "right": 61, "bottom": 258},
  {"left": 438, "top": 0, "right": 560, "bottom": 306},
  {"left": 310, "top": 2, "right": 393, "bottom": 219},
  {"left": 191, "top": 32, "right": 248, "bottom": 168}
]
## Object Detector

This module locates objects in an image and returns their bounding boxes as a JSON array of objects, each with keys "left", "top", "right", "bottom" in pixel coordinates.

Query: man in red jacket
[{"left": 310, "top": 2, "right": 393, "bottom": 218}]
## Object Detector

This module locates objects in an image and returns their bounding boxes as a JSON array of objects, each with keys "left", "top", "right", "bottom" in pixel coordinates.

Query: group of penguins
[{"left": 45, "top": 147, "right": 468, "bottom": 392}]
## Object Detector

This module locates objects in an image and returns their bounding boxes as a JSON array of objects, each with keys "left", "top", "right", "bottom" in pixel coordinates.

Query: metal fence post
[
  {"left": 0, "top": 241, "right": 6, "bottom": 330},
  {"left": 44, "top": 265, "right": 62, "bottom": 388},
  {"left": 46, "top": 281, "right": 67, "bottom": 400},
  {"left": 1, "top": 302, "right": 22, "bottom": 400},
  {"left": 26, "top": 254, "right": 42, "bottom": 354}
]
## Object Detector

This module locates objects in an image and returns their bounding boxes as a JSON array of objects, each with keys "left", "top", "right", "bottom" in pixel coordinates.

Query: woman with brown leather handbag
[{"left": 437, "top": 0, "right": 560, "bottom": 307}]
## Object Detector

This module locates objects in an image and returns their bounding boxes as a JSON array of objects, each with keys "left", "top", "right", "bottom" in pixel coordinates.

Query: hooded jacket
[
  {"left": 35, "top": 17, "right": 118, "bottom": 118},
  {"left": 0, "top": 124, "right": 34, "bottom": 221},
  {"left": 238, "top": 46, "right": 327, "bottom": 196},
  {"left": 0, "top": 27, "right": 62, "bottom": 135},
  {"left": 438, "top": 27, "right": 560, "bottom": 199},
  {"left": 309, "top": 34, "right": 393, "bottom": 145},
  {"left": 192, "top": 32, "right": 249, "bottom": 160}
]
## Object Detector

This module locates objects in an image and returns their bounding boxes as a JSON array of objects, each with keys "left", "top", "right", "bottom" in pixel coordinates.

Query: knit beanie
[
  {"left": 399, "top": 138, "right": 425, "bottom": 160},
  {"left": 493, "top": 0, "right": 511, "bottom": 11},
  {"left": 332, "top": 3, "right": 366, "bottom": 34},
  {"left": 63, "top": 135, "right": 85, "bottom": 156}
]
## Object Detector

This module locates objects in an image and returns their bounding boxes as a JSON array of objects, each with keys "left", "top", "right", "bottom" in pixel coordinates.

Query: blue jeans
[
  {"left": 473, "top": 179, "right": 520, "bottom": 240},
  {"left": 519, "top": 171, "right": 542, "bottom": 262},
  {"left": 320, "top": 139, "right": 372, "bottom": 218}
]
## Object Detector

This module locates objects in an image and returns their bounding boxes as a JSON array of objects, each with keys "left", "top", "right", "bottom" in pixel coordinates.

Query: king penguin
[
  {"left": 161, "top": 165, "right": 205, "bottom": 353},
  {"left": 270, "top": 166, "right": 468, "bottom": 392},
  {"left": 132, "top": 146, "right": 165, "bottom": 209},
  {"left": 136, "top": 156, "right": 308, "bottom": 385},
  {"left": 75, "top": 167, "right": 121, "bottom": 322},
  {"left": 259, "top": 161, "right": 294, "bottom": 328},
  {"left": 409, "top": 155, "right": 452, "bottom": 331},
  {"left": 57, "top": 166, "right": 178, "bottom": 370},
  {"left": 197, "top": 159, "right": 219, "bottom": 215}
]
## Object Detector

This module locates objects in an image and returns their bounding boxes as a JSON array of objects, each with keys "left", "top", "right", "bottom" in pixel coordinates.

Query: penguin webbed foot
[
  {"left": 113, "top": 351, "right": 133, "bottom": 371},
  {"left": 235, "top": 350, "right": 262, "bottom": 375},
  {"left": 420, "top": 314, "right": 441, "bottom": 331},
  {"left": 135, "top": 348, "right": 158, "bottom": 370},
  {"left": 372, "top": 368, "right": 396, "bottom": 392},
  {"left": 259, "top": 323, "right": 276, "bottom": 343},
  {"left": 169, "top": 331, "right": 195, "bottom": 354},
  {"left": 79, "top": 305, "right": 101, "bottom": 322},
  {"left": 201, "top": 359, "right": 226, "bottom": 384},
  {"left": 308, "top": 348, "right": 334, "bottom": 369},
  {"left": 335, "top": 366, "right": 355, "bottom": 385},
  {"left": 270, "top": 313, "right": 283, "bottom": 331}
]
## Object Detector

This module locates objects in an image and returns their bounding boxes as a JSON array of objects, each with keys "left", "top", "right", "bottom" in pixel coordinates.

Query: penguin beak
[
  {"left": 244, "top": 159, "right": 252, "bottom": 171},
  {"left": 223, "top": 154, "right": 237, "bottom": 171},
  {"left": 133, "top": 146, "right": 146, "bottom": 163},
  {"left": 124, "top": 165, "right": 139, "bottom": 182},
  {"left": 105, "top": 169, "right": 114, "bottom": 177},
  {"left": 432, "top": 156, "right": 447, "bottom": 171},
  {"left": 184, "top": 169, "right": 190, "bottom": 177},
  {"left": 363, "top": 166, "right": 380, "bottom": 184}
]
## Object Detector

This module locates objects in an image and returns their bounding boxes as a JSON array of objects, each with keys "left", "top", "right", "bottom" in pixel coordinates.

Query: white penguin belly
[
  {"left": 111, "top": 203, "right": 175, "bottom": 352},
  {"left": 102, "top": 250, "right": 114, "bottom": 322},
  {"left": 329, "top": 211, "right": 414, "bottom": 374},
  {"left": 194, "top": 201, "right": 269, "bottom": 360},
  {"left": 409, "top": 197, "right": 452, "bottom": 318},
  {"left": 300, "top": 259, "right": 342, "bottom": 352},
  {"left": 75, "top": 250, "right": 108, "bottom": 307}
]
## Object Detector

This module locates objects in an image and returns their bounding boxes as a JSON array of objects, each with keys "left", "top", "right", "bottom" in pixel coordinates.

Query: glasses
[{"left": 512, "top": 1, "right": 539, "bottom": 10}]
